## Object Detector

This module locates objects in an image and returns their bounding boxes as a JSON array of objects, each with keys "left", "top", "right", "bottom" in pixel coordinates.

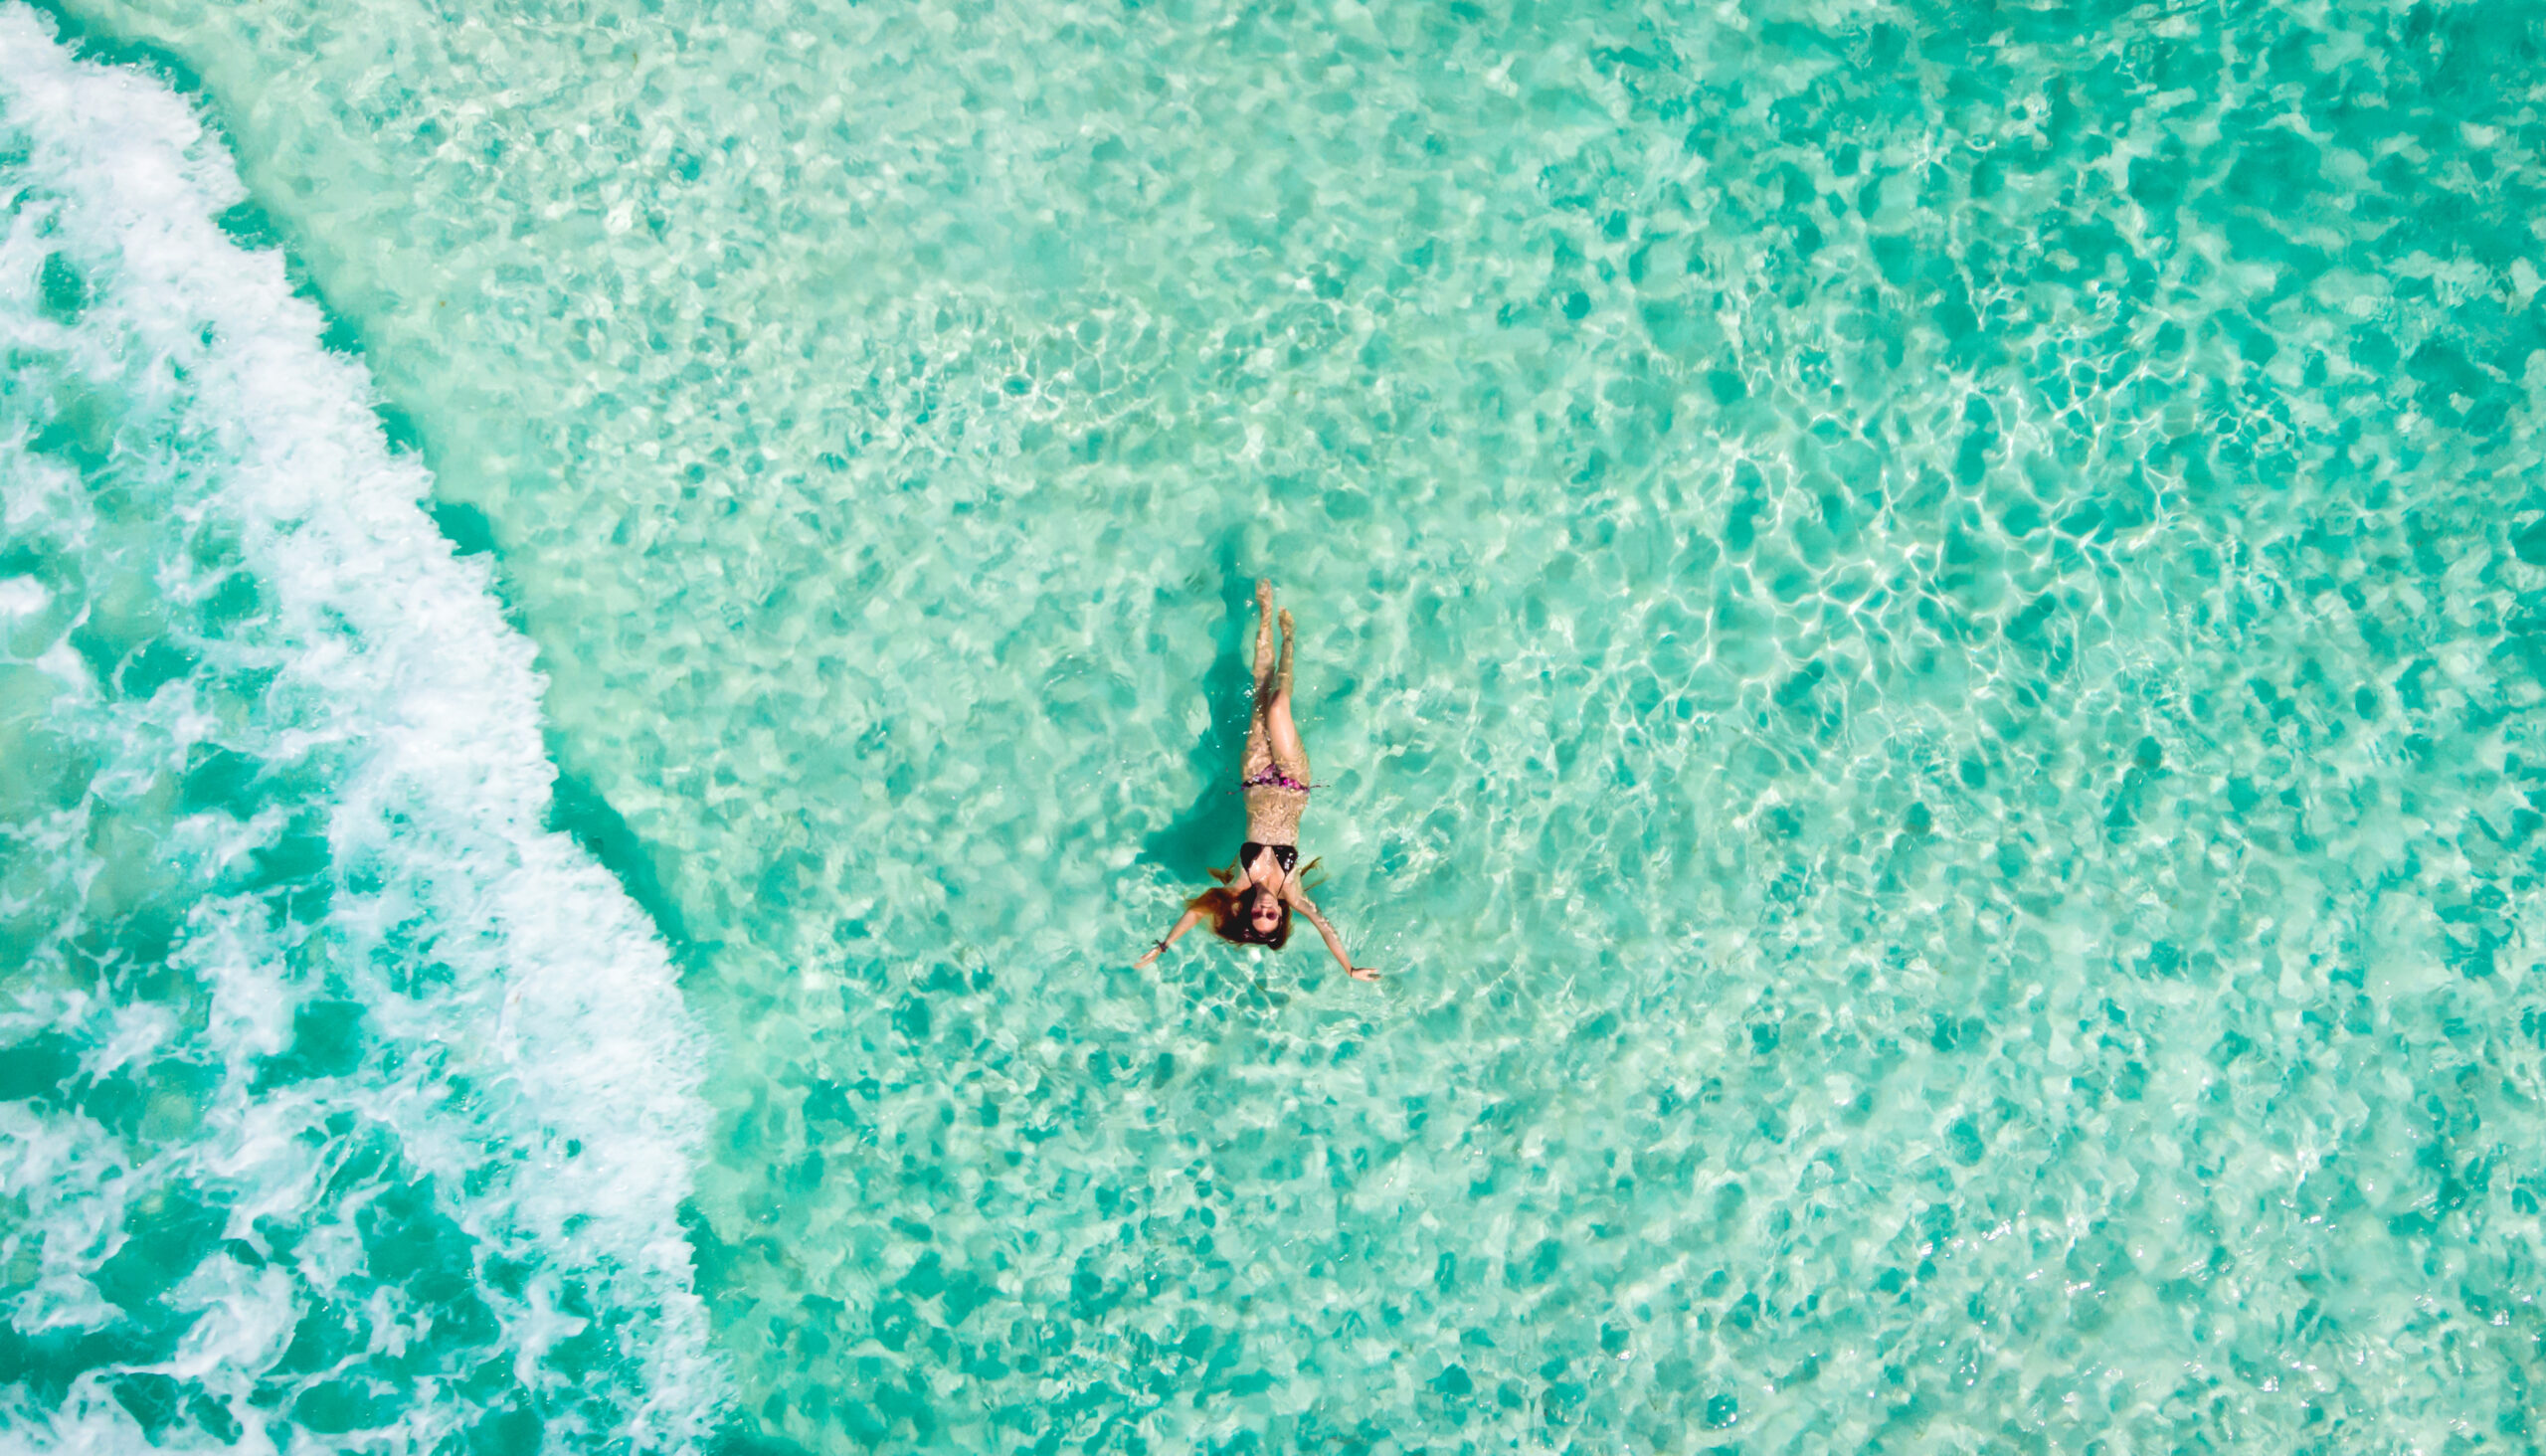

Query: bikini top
[{"left": 1239, "top": 840, "right": 1299, "bottom": 878}]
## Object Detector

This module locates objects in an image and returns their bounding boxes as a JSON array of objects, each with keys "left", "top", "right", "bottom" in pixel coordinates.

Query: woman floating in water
[{"left": 1136, "top": 580, "right": 1379, "bottom": 982}]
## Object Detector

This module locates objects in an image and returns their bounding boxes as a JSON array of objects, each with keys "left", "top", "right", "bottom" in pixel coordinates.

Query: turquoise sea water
[{"left": 6, "top": 0, "right": 2546, "bottom": 1450}]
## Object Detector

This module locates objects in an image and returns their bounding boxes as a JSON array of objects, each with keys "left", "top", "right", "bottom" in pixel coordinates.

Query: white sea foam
[{"left": 0, "top": 6, "right": 721, "bottom": 1450}]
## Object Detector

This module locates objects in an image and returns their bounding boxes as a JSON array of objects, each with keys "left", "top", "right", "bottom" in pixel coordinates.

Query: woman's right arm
[{"left": 1134, "top": 908, "right": 1204, "bottom": 970}]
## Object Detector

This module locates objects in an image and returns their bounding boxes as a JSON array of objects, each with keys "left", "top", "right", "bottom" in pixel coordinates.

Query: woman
[{"left": 1135, "top": 580, "right": 1379, "bottom": 983}]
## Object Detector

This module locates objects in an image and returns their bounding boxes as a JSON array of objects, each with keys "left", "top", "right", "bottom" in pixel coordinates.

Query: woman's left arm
[
  {"left": 1290, "top": 890, "right": 1377, "bottom": 982},
  {"left": 1135, "top": 907, "right": 1204, "bottom": 971}
]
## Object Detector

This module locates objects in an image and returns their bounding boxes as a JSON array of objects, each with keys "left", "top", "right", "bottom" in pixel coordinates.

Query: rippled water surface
[{"left": 8, "top": 0, "right": 2546, "bottom": 1449}]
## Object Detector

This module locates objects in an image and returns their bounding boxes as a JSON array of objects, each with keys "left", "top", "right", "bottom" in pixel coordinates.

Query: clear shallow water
[{"left": 7, "top": 0, "right": 2546, "bottom": 1449}]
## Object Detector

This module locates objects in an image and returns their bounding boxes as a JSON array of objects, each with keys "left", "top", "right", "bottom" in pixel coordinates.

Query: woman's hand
[
  {"left": 1348, "top": 965, "right": 1379, "bottom": 983},
  {"left": 1134, "top": 947, "right": 1161, "bottom": 971}
]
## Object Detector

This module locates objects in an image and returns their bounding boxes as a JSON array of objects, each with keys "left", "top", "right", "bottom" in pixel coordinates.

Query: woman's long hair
[{"left": 1190, "top": 853, "right": 1323, "bottom": 949}]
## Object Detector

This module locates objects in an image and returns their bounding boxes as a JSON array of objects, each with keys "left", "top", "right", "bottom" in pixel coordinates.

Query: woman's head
[{"left": 1189, "top": 885, "right": 1292, "bottom": 948}]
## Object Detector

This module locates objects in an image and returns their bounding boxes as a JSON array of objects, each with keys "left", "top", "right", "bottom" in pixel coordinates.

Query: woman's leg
[
  {"left": 1251, "top": 579, "right": 1278, "bottom": 694},
  {"left": 1265, "top": 608, "right": 1311, "bottom": 782},
  {"left": 1241, "top": 581, "right": 1277, "bottom": 781}
]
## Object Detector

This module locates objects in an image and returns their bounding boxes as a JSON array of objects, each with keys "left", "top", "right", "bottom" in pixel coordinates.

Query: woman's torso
[{"left": 1243, "top": 784, "right": 1307, "bottom": 846}]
